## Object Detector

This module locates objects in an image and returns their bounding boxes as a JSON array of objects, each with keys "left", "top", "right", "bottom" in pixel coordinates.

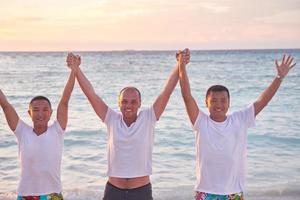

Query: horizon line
[{"left": 0, "top": 47, "right": 300, "bottom": 53}]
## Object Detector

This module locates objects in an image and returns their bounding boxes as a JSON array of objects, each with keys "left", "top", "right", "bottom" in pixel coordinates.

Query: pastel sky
[{"left": 0, "top": 0, "right": 300, "bottom": 51}]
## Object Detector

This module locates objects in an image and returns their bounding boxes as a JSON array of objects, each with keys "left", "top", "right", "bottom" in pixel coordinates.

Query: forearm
[
  {"left": 161, "top": 64, "right": 179, "bottom": 97},
  {"left": 178, "top": 63, "right": 199, "bottom": 124},
  {"left": 56, "top": 71, "right": 75, "bottom": 129},
  {"left": 60, "top": 71, "right": 76, "bottom": 105},
  {"left": 179, "top": 64, "right": 194, "bottom": 103},
  {"left": 74, "top": 66, "right": 98, "bottom": 100},
  {"left": 254, "top": 76, "right": 282, "bottom": 115},
  {"left": 0, "top": 90, "right": 19, "bottom": 131},
  {"left": 73, "top": 66, "right": 108, "bottom": 121},
  {"left": 153, "top": 65, "right": 179, "bottom": 119},
  {"left": 0, "top": 95, "right": 13, "bottom": 113},
  {"left": 0, "top": 90, "right": 9, "bottom": 109}
]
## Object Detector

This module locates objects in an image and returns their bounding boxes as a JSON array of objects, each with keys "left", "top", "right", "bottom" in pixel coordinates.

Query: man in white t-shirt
[
  {"left": 66, "top": 52, "right": 188, "bottom": 200},
  {"left": 178, "top": 50, "right": 296, "bottom": 200},
  {"left": 0, "top": 55, "right": 76, "bottom": 200}
]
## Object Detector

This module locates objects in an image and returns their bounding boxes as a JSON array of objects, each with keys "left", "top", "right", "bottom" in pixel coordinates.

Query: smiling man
[
  {"left": 0, "top": 57, "right": 75, "bottom": 200},
  {"left": 178, "top": 50, "right": 296, "bottom": 200},
  {"left": 66, "top": 52, "right": 187, "bottom": 200}
]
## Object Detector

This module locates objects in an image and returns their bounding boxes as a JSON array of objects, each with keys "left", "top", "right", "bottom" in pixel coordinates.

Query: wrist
[{"left": 276, "top": 74, "right": 284, "bottom": 81}]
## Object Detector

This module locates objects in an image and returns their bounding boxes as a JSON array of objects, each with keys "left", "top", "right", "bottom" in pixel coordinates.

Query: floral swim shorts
[
  {"left": 17, "top": 193, "right": 63, "bottom": 200},
  {"left": 195, "top": 191, "right": 244, "bottom": 200}
]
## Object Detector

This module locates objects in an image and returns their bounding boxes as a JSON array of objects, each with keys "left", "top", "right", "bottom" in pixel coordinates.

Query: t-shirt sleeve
[
  {"left": 53, "top": 120, "right": 65, "bottom": 134},
  {"left": 234, "top": 103, "right": 256, "bottom": 128},
  {"left": 14, "top": 119, "right": 29, "bottom": 141},
  {"left": 144, "top": 106, "right": 157, "bottom": 124},
  {"left": 104, "top": 107, "right": 120, "bottom": 126},
  {"left": 192, "top": 110, "right": 205, "bottom": 131}
]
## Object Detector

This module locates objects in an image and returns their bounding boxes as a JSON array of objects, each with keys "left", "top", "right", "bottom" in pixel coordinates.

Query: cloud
[
  {"left": 0, "top": 0, "right": 299, "bottom": 50},
  {"left": 254, "top": 10, "right": 300, "bottom": 24}
]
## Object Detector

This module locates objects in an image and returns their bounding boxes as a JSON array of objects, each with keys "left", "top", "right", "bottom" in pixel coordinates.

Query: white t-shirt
[
  {"left": 14, "top": 119, "right": 64, "bottom": 196},
  {"left": 193, "top": 104, "right": 255, "bottom": 195},
  {"left": 104, "top": 106, "right": 157, "bottom": 178}
]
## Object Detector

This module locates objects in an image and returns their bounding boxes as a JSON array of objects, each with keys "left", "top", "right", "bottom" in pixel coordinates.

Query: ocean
[{"left": 0, "top": 49, "right": 299, "bottom": 200}]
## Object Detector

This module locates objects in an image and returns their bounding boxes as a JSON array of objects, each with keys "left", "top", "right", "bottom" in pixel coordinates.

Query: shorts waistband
[{"left": 107, "top": 181, "right": 152, "bottom": 191}]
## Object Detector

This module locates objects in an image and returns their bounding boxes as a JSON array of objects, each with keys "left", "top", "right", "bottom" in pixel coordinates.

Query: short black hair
[
  {"left": 206, "top": 85, "right": 230, "bottom": 99},
  {"left": 29, "top": 96, "right": 52, "bottom": 108},
  {"left": 119, "top": 87, "right": 141, "bottom": 100}
]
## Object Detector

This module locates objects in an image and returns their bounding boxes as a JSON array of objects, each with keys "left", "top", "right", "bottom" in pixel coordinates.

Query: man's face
[
  {"left": 118, "top": 89, "right": 141, "bottom": 121},
  {"left": 28, "top": 99, "right": 52, "bottom": 128},
  {"left": 205, "top": 91, "right": 229, "bottom": 122}
]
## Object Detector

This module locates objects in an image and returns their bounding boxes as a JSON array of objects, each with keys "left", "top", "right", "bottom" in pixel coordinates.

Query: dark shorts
[{"left": 103, "top": 181, "right": 153, "bottom": 200}]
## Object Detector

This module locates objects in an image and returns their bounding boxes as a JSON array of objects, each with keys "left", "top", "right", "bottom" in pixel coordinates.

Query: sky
[{"left": 0, "top": 0, "right": 300, "bottom": 51}]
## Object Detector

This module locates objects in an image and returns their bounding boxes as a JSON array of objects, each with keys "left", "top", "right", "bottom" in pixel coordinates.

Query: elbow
[
  {"left": 59, "top": 99, "right": 69, "bottom": 108},
  {"left": 181, "top": 92, "right": 190, "bottom": 101},
  {"left": 1, "top": 103, "right": 12, "bottom": 112},
  {"left": 254, "top": 101, "right": 268, "bottom": 116}
]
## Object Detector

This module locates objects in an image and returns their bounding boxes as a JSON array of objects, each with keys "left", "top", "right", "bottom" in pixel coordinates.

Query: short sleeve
[
  {"left": 192, "top": 112, "right": 201, "bottom": 131},
  {"left": 14, "top": 119, "right": 30, "bottom": 141},
  {"left": 234, "top": 103, "right": 256, "bottom": 128},
  {"left": 144, "top": 106, "right": 157, "bottom": 124},
  {"left": 193, "top": 110, "right": 208, "bottom": 131},
  {"left": 104, "top": 107, "right": 120, "bottom": 126},
  {"left": 53, "top": 120, "right": 65, "bottom": 134}
]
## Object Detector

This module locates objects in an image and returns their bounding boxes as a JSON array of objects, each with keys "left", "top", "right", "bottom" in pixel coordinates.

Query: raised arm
[
  {"left": 178, "top": 49, "right": 199, "bottom": 125},
  {"left": 56, "top": 67, "right": 76, "bottom": 130},
  {"left": 67, "top": 53, "right": 108, "bottom": 121},
  {"left": 152, "top": 53, "right": 182, "bottom": 120},
  {"left": 254, "top": 54, "right": 296, "bottom": 116},
  {"left": 0, "top": 89, "right": 19, "bottom": 131}
]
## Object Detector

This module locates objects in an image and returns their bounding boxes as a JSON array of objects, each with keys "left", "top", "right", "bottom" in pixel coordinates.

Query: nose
[
  {"left": 37, "top": 110, "right": 44, "bottom": 117},
  {"left": 215, "top": 101, "right": 221, "bottom": 106},
  {"left": 125, "top": 102, "right": 133, "bottom": 108}
]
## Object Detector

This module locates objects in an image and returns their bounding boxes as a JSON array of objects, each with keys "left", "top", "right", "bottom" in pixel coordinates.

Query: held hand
[
  {"left": 176, "top": 48, "right": 190, "bottom": 66},
  {"left": 184, "top": 48, "right": 190, "bottom": 64},
  {"left": 66, "top": 53, "right": 81, "bottom": 70},
  {"left": 275, "top": 54, "right": 296, "bottom": 80}
]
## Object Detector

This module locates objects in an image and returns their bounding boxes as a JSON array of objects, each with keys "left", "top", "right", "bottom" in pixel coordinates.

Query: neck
[
  {"left": 123, "top": 116, "right": 137, "bottom": 127},
  {"left": 33, "top": 125, "right": 48, "bottom": 135},
  {"left": 210, "top": 115, "right": 227, "bottom": 122}
]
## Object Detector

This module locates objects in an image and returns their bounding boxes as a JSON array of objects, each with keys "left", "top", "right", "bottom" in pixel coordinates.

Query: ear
[
  {"left": 28, "top": 109, "right": 32, "bottom": 117},
  {"left": 118, "top": 99, "right": 122, "bottom": 108},
  {"left": 205, "top": 98, "right": 208, "bottom": 107}
]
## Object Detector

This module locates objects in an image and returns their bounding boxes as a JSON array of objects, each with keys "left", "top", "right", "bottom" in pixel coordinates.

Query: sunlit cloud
[{"left": 0, "top": 0, "right": 299, "bottom": 50}]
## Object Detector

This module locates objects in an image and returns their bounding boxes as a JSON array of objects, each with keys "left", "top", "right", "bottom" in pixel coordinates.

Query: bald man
[{"left": 66, "top": 51, "right": 189, "bottom": 200}]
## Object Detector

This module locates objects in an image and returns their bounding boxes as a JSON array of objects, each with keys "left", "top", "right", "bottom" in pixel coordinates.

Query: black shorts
[{"left": 102, "top": 181, "right": 153, "bottom": 200}]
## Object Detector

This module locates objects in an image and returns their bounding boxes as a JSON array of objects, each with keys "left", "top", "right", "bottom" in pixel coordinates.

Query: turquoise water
[{"left": 0, "top": 50, "right": 299, "bottom": 199}]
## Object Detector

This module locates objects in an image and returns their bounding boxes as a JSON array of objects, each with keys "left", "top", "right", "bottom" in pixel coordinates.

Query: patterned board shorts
[
  {"left": 195, "top": 191, "right": 244, "bottom": 200},
  {"left": 17, "top": 193, "right": 63, "bottom": 200}
]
